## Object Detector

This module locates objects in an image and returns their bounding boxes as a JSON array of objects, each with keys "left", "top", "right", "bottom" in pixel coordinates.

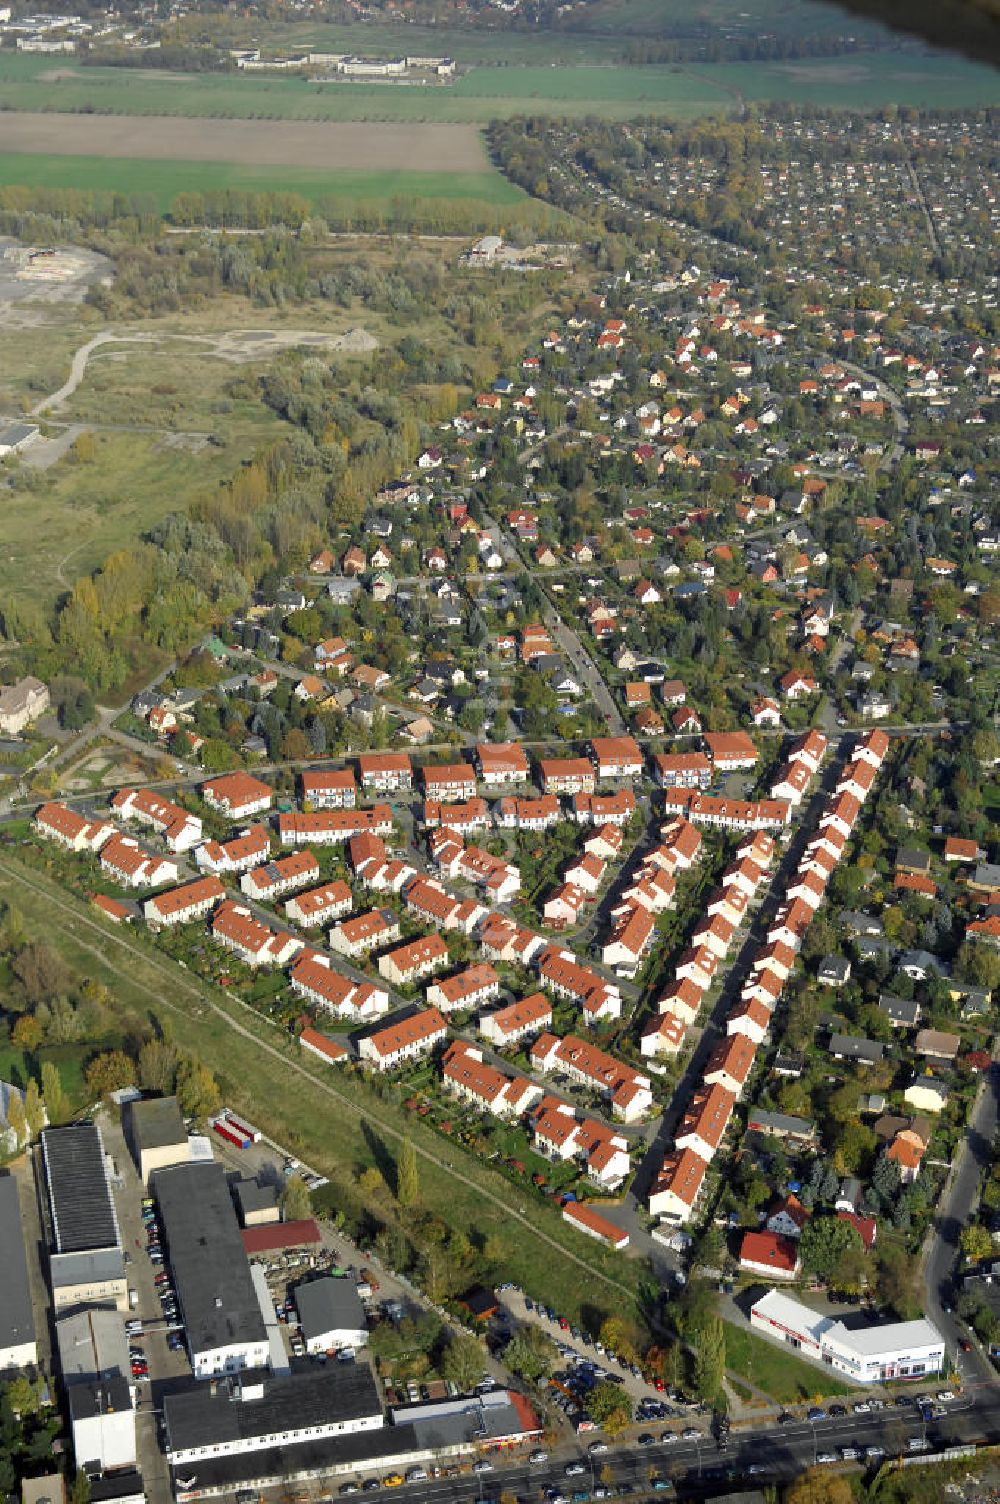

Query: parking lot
[{"left": 96, "top": 1115, "right": 187, "bottom": 1504}]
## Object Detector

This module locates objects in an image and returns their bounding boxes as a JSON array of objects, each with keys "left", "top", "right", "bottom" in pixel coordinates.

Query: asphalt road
[
  {"left": 543, "top": 610, "right": 625, "bottom": 736},
  {"left": 332, "top": 1388, "right": 1000, "bottom": 1502},
  {"left": 923, "top": 1054, "right": 1000, "bottom": 1383}
]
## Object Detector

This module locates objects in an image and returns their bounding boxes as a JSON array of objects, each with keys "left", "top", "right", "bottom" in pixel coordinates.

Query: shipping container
[{"left": 222, "top": 1110, "right": 262, "bottom": 1144}]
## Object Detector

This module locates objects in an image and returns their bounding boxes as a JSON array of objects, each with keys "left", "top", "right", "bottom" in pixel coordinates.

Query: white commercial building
[{"left": 750, "top": 1290, "right": 945, "bottom": 1383}]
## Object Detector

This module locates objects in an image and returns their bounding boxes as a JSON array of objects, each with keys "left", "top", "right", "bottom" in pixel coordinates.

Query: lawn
[
  {"left": 0, "top": 849, "right": 645, "bottom": 1328},
  {"left": 0, "top": 1030, "right": 96, "bottom": 1111},
  {"left": 0, "top": 152, "right": 523, "bottom": 212},
  {"left": 723, "top": 1318, "right": 854, "bottom": 1403}
]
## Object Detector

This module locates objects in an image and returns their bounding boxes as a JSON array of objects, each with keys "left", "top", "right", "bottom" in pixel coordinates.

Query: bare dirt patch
[
  {"left": 174, "top": 327, "right": 378, "bottom": 363},
  {"left": 0, "top": 113, "right": 489, "bottom": 172}
]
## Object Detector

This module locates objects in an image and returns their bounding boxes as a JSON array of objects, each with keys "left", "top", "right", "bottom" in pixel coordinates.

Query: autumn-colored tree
[
  {"left": 358, "top": 1166, "right": 386, "bottom": 1199},
  {"left": 6, "top": 1089, "right": 27, "bottom": 1147},
  {"left": 41, "top": 1061, "right": 68, "bottom": 1126},
  {"left": 280, "top": 1174, "right": 312, "bottom": 1222},
  {"left": 396, "top": 1137, "right": 420, "bottom": 1209},
  {"left": 85, "top": 1050, "right": 136, "bottom": 1101},
  {"left": 441, "top": 1333, "right": 484, "bottom": 1394},
  {"left": 598, "top": 1315, "right": 643, "bottom": 1366},
  {"left": 11, "top": 1014, "right": 43, "bottom": 1051},
  {"left": 138, "top": 1038, "right": 178, "bottom": 1095},
  {"left": 961, "top": 1224, "right": 993, "bottom": 1263},
  {"left": 23, "top": 1078, "right": 45, "bottom": 1139},
  {"left": 12, "top": 941, "right": 71, "bottom": 1009},
  {"left": 587, "top": 1380, "right": 633, "bottom": 1436},
  {"left": 175, "top": 1057, "right": 220, "bottom": 1120},
  {"left": 783, "top": 1466, "right": 854, "bottom": 1503}
]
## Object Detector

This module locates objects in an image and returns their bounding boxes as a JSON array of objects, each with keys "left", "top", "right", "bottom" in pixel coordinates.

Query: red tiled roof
[{"left": 241, "top": 1219, "right": 322, "bottom": 1254}]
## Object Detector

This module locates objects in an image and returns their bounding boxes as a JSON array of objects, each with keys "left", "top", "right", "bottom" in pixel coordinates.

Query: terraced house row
[{"left": 647, "top": 731, "right": 889, "bottom": 1230}]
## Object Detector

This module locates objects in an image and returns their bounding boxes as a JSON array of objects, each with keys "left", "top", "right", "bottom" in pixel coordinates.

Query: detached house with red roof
[
  {"left": 740, "top": 1231, "right": 801, "bottom": 1280},
  {"left": 766, "top": 1195, "right": 810, "bottom": 1240},
  {"left": 648, "top": 1147, "right": 707, "bottom": 1224}
]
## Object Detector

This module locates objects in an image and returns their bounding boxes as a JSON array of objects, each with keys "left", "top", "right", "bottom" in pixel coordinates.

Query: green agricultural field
[
  {"left": 0, "top": 54, "right": 732, "bottom": 121},
  {"left": 695, "top": 54, "right": 1000, "bottom": 107},
  {"left": 0, "top": 151, "right": 522, "bottom": 212},
  {"left": 0, "top": 44, "right": 993, "bottom": 133}
]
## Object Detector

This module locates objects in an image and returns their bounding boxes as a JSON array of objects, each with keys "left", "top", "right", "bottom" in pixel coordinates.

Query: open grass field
[
  {"left": 0, "top": 849, "right": 645, "bottom": 1328},
  {"left": 0, "top": 54, "right": 734, "bottom": 121},
  {"left": 700, "top": 55, "right": 1000, "bottom": 107},
  {"left": 0, "top": 152, "right": 522, "bottom": 213},
  {"left": 0, "top": 429, "right": 270, "bottom": 610},
  {"left": 723, "top": 1320, "right": 854, "bottom": 1403},
  {"left": 232, "top": 0, "right": 979, "bottom": 56},
  {"left": 0, "top": 43, "right": 992, "bottom": 152},
  {"left": 0, "top": 239, "right": 563, "bottom": 622}
]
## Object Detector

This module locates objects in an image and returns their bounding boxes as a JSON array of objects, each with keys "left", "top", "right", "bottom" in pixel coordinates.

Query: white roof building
[{"left": 750, "top": 1289, "right": 945, "bottom": 1384}]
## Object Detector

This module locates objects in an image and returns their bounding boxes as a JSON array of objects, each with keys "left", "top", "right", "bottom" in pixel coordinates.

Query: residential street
[
  {"left": 544, "top": 608, "right": 626, "bottom": 734},
  {"left": 923, "top": 1051, "right": 1000, "bottom": 1385}
]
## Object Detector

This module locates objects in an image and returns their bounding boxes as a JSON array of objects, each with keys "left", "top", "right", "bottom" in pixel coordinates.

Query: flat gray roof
[
  {"left": 294, "top": 1277, "right": 366, "bottom": 1344},
  {"left": 50, "top": 1247, "right": 125, "bottom": 1291},
  {"left": 164, "top": 1366, "right": 381, "bottom": 1453},
  {"left": 233, "top": 1178, "right": 277, "bottom": 1220},
  {"left": 0, "top": 1175, "right": 35, "bottom": 1361},
  {"left": 56, "top": 1308, "right": 128, "bottom": 1384},
  {"left": 153, "top": 1161, "right": 265, "bottom": 1359},
  {"left": 67, "top": 1376, "right": 131, "bottom": 1424},
  {"left": 125, "top": 1096, "right": 186, "bottom": 1154}
]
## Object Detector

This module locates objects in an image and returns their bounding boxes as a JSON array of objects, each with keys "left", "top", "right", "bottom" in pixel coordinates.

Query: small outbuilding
[{"left": 232, "top": 1177, "right": 279, "bottom": 1227}]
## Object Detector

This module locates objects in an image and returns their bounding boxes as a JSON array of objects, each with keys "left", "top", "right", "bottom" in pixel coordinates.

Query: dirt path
[
  {"left": 30, "top": 331, "right": 153, "bottom": 415},
  {"left": 0, "top": 854, "right": 637, "bottom": 1302}
]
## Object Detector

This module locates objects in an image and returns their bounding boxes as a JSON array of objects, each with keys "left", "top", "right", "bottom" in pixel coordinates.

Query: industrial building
[
  {"left": 43, "top": 1124, "right": 120, "bottom": 1254},
  {"left": 294, "top": 1278, "right": 368, "bottom": 1355},
  {"left": 123, "top": 1096, "right": 191, "bottom": 1185},
  {"left": 68, "top": 1377, "right": 136, "bottom": 1475},
  {"left": 56, "top": 1308, "right": 129, "bottom": 1385},
  {"left": 0, "top": 1174, "right": 37, "bottom": 1371},
  {"left": 153, "top": 1161, "right": 268, "bottom": 1379},
  {"left": 163, "top": 1366, "right": 540, "bottom": 1500},
  {"left": 750, "top": 1289, "right": 945, "bottom": 1383},
  {"left": 42, "top": 1124, "right": 127, "bottom": 1312},
  {"left": 50, "top": 1250, "right": 128, "bottom": 1315}
]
